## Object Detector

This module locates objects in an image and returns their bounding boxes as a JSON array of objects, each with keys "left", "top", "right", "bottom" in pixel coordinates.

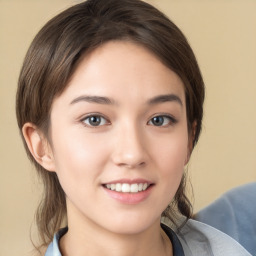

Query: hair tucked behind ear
[{"left": 16, "top": 0, "right": 204, "bottom": 250}]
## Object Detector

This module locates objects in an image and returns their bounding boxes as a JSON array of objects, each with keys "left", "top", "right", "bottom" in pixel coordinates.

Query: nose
[{"left": 111, "top": 124, "right": 147, "bottom": 169}]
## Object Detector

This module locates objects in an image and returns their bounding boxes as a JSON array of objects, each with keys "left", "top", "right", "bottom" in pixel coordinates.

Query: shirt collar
[
  {"left": 45, "top": 225, "right": 184, "bottom": 256},
  {"left": 45, "top": 227, "right": 68, "bottom": 256}
]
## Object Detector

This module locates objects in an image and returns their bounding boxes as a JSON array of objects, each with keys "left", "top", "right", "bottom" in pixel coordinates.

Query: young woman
[{"left": 16, "top": 0, "right": 251, "bottom": 255}]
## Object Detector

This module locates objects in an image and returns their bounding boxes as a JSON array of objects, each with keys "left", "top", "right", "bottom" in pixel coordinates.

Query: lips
[{"left": 102, "top": 179, "right": 154, "bottom": 204}]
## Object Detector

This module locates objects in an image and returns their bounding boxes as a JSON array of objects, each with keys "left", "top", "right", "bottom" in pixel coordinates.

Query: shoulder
[
  {"left": 196, "top": 182, "right": 256, "bottom": 218},
  {"left": 196, "top": 182, "right": 256, "bottom": 219},
  {"left": 176, "top": 219, "right": 252, "bottom": 256},
  {"left": 194, "top": 182, "right": 256, "bottom": 254}
]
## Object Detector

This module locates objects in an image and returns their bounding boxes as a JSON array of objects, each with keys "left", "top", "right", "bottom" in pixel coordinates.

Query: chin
[{"left": 102, "top": 213, "right": 161, "bottom": 236}]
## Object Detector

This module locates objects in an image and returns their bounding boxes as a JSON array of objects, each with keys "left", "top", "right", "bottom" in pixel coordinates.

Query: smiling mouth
[{"left": 103, "top": 183, "right": 152, "bottom": 193}]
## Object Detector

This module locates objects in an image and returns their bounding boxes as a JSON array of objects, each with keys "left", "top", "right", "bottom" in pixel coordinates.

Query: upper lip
[{"left": 102, "top": 179, "right": 154, "bottom": 185}]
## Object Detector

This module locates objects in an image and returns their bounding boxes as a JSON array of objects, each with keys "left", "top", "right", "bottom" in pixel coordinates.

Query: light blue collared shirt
[{"left": 45, "top": 227, "right": 68, "bottom": 256}]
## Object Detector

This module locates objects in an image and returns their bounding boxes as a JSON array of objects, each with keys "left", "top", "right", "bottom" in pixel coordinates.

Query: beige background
[{"left": 0, "top": 0, "right": 255, "bottom": 255}]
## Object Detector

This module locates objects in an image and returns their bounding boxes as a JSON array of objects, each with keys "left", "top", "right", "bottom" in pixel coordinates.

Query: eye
[
  {"left": 148, "top": 115, "right": 176, "bottom": 127},
  {"left": 82, "top": 115, "right": 109, "bottom": 127}
]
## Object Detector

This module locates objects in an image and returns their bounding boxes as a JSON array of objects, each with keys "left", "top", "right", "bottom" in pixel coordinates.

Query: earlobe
[{"left": 22, "top": 123, "right": 55, "bottom": 172}]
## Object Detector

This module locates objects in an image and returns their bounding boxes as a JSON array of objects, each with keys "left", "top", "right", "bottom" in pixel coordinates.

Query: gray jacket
[
  {"left": 176, "top": 219, "right": 252, "bottom": 255},
  {"left": 195, "top": 182, "right": 256, "bottom": 255}
]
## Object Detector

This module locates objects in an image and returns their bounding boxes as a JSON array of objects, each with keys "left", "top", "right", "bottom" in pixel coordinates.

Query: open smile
[{"left": 102, "top": 180, "right": 154, "bottom": 204}]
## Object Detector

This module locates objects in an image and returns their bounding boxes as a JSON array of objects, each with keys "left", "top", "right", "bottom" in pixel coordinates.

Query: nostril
[
  {"left": 129, "top": 161, "right": 146, "bottom": 169},
  {"left": 138, "top": 161, "right": 146, "bottom": 167},
  {"left": 117, "top": 161, "right": 146, "bottom": 169}
]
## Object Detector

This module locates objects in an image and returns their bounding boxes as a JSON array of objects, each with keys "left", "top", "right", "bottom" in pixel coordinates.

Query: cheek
[
  {"left": 50, "top": 128, "right": 110, "bottom": 184},
  {"left": 50, "top": 132, "right": 112, "bottom": 207},
  {"left": 155, "top": 134, "right": 188, "bottom": 171},
  {"left": 153, "top": 132, "right": 188, "bottom": 194}
]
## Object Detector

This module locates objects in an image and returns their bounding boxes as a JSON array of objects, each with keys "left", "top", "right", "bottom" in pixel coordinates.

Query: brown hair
[{"left": 16, "top": 0, "right": 204, "bottom": 249}]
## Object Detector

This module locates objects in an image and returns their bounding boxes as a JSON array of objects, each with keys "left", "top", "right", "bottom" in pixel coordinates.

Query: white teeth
[
  {"left": 122, "top": 184, "right": 130, "bottom": 193},
  {"left": 130, "top": 184, "right": 138, "bottom": 193},
  {"left": 105, "top": 183, "right": 149, "bottom": 193},
  {"left": 116, "top": 183, "right": 122, "bottom": 192}
]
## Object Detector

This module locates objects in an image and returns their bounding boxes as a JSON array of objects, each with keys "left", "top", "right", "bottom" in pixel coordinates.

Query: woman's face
[{"left": 48, "top": 41, "right": 191, "bottom": 235}]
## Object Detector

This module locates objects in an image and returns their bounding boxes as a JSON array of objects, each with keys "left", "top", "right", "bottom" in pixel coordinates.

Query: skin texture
[{"left": 23, "top": 41, "right": 192, "bottom": 256}]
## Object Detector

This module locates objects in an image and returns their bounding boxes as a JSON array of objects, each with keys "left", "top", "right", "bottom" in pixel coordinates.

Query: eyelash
[{"left": 80, "top": 114, "right": 177, "bottom": 128}]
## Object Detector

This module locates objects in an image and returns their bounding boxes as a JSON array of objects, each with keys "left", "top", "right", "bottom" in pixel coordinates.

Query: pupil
[
  {"left": 89, "top": 116, "right": 100, "bottom": 126},
  {"left": 153, "top": 116, "right": 163, "bottom": 126}
]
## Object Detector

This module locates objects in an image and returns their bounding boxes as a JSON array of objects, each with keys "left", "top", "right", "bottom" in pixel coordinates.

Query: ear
[
  {"left": 22, "top": 123, "right": 55, "bottom": 172},
  {"left": 185, "top": 121, "right": 197, "bottom": 166}
]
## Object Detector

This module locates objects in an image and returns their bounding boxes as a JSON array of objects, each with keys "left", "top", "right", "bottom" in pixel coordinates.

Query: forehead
[{"left": 57, "top": 40, "right": 185, "bottom": 104}]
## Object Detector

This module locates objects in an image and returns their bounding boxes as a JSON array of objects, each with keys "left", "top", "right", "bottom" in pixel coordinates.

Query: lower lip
[{"left": 102, "top": 185, "right": 153, "bottom": 205}]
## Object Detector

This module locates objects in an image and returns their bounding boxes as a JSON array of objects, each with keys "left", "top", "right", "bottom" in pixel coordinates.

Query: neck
[{"left": 60, "top": 206, "right": 172, "bottom": 256}]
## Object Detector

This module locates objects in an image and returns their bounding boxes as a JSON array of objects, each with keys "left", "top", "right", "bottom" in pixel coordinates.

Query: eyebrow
[
  {"left": 70, "top": 95, "right": 116, "bottom": 105},
  {"left": 147, "top": 94, "right": 183, "bottom": 106},
  {"left": 70, "top": 93, "right": 183, "bottom": 106}
]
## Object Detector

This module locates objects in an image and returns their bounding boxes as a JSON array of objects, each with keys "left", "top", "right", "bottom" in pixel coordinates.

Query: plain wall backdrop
[{"left": 0, "top": 0, "right": 255, "bottom": 255}]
